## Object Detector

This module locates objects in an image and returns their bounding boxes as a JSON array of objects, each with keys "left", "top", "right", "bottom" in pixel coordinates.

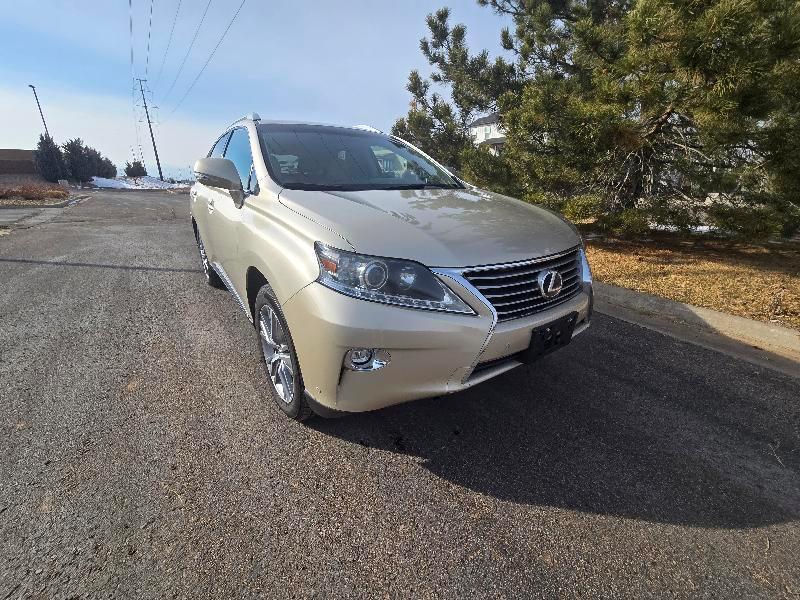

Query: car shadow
[
  {"left": 0, "top": 257, "right": 200, "bottom": 273},
  {"left": 310, "top": 315, "right": 800, "bottom": 528}
]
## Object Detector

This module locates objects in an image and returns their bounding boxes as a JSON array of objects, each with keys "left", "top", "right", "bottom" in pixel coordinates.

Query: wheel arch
[{"left": 246, "top": 266, "right": 270, "bottom": 323}]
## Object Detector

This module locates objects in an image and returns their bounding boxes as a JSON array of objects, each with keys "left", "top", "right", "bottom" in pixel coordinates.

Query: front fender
[{"left": 234, "top": 194, "right": 351, "bottom": 315}]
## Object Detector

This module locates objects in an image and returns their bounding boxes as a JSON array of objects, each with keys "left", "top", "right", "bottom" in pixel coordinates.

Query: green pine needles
[{"left": 393, "top": 1, "right": 800, "bottom": 239}]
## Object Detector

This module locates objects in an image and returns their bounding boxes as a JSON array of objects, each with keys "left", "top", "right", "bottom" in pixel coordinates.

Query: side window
[
  {"left": 208, "top": 132, "right": 231, "bottom": 158},
  {"left": 224, "top": 128, "right": 254, "bottom": 191},
  {"left": 246, "top": 164, "right": 259, "bottom": 194}
]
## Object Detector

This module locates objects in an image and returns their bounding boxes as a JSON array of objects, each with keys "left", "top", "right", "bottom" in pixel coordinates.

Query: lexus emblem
[{"left": 538, "top": 270, "right": 563, "bottom": 299}]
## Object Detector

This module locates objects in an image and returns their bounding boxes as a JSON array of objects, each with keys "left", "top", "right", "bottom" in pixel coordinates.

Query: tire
[
  {"left": 254, "top": 284, "right": 313, "bottom": 421},
  {"left": 196, "top": 230, "right": 224, "bottom": 289}
]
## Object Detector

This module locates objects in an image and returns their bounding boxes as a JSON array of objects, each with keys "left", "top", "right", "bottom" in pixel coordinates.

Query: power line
[
  {"left": 160, "top": 0, "right": 213, "bottom": 103},
  {"left": 153, "top": 0, "right": 182, "bottom": 90},
  {"left": 128, "top": 0, "right": 135, "bottom": 75},
  {"left": 144, "top": 0, "right": 154, "bottom": 78},
  {"left": 169, "top": 0, "right": 247, "bottom": 115}
]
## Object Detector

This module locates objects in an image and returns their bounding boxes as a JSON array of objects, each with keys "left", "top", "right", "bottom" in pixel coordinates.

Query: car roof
[{"left": 227, "top": 114, "right": 382, "bottom": 133}]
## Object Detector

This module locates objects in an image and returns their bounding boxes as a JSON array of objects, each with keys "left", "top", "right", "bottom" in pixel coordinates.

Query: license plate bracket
[{"left": 519, "top": 312, "right": 578, "bottom": 364}]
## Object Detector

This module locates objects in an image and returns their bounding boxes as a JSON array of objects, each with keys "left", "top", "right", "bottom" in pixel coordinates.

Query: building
[
  {"left": 467, "top": 112, "right": 506, "bottom": 155},
  {"left": 0, "top": 149, "right": 36, "bottom": 176},
  {"left": 0, "top": 149, "right": 45, "bottom": 184}
]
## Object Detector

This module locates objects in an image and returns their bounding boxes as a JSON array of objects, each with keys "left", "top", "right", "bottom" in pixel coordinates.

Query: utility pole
[
  {"left": 135, "top": 78, "right": 164, "bottom": 181},
  {"left": 28, "top": 84, "right": 50, "bottom": 137}
]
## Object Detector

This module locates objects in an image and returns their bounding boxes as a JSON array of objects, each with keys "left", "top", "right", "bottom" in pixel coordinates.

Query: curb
[
  {"left": 594, "top": 282, "right": 799, "bottom": 378},
  {"left": 87, "top": 188, "right": 189, "bottom": 193},
  {"left": 0, "top": 194, "right": 88, "bottom": 210}
]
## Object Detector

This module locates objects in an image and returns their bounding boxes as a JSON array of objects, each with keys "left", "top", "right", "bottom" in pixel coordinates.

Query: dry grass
[
  {"left": 0, "top": 183, "right": 69, "bottom": 205},
  {"left": 585, "top": 237, "right": 800, "bottom": 330}
]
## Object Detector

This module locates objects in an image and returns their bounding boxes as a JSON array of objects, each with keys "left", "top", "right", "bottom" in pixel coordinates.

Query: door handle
[{"left": 208, "top": 198, "right": 215, "bottom": 213}]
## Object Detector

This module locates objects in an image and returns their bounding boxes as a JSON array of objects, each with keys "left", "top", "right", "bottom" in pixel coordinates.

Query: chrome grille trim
[
  {"left": 431, "top": 268, "right": 499, "bottom": 384},
  {"left": 482, "top": 271, "right": 579, "bottom": 299},
  {"left": 461, "top": 248, "right": 582, "bottom": 322},
  {"left": 458, "top": 246, "right": 580, "bottom": 272},
  {"left": 465, "top": 256, "right": 578, "bottom": 281}
]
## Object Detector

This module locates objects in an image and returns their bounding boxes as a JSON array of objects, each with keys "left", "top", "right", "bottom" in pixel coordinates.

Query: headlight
[{"left": 315, "top": 242, "right": 475, "bottom": 314}]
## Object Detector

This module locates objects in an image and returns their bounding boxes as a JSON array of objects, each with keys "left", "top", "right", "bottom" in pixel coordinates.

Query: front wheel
[{"left": 255, "top": 284, "right": 312, "bottom": 421}]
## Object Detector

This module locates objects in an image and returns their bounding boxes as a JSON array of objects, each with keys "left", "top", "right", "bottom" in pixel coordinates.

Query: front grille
[{"left": 463, "top": 248, "right": 582, "bottom": 322}]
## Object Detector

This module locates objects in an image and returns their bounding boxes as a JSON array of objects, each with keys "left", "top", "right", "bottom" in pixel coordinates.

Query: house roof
[
  {"left": 468, "top": 112, "right": 499, "bottom": 128},
  {"left": 479, "top": 136, "right": 506, "bottom": 146}
]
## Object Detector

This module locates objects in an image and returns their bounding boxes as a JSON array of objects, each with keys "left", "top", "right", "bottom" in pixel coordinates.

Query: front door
[
  {"left": 194, "top": 131, "right": 231, "bottom": 260},
  {"left": 206, "top": 187, "right": 242, "bottom": 286},
  {"left": 206, "top": 126, "right": 257, "bottom": 292}
]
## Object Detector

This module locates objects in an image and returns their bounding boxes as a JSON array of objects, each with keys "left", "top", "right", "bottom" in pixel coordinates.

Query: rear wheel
[
  {"left": 255, "top": 284, "right": 312, "bottom": 421},
  {"left": 196, "top": 231, "right": 224, "bottom": 289}
]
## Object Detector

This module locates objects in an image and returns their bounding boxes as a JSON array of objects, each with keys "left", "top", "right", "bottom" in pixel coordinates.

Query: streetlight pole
[
  {"left": 135, "top": 78, "right": 164, "bottom": 181},
  {"left": 28, "top": 84, "right": 50, "bottom": 137}
]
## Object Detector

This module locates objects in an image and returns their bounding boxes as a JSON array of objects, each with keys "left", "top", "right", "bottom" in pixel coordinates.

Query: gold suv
[{"left": 191, "top": 114, "right": 593, "bottom": 420}]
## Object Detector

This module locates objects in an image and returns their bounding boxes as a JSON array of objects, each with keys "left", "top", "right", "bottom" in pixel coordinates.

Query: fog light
[
  {"left": 344, "top": 348, "right": 390, "bottom": 371},
  {"left": 349, "top": 348, "right": 373, "bottom": 366}
]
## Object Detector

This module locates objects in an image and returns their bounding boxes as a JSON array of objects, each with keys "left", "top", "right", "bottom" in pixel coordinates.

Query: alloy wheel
[{"left": 258, "top": 304, "right": 295, "bottom": 404}]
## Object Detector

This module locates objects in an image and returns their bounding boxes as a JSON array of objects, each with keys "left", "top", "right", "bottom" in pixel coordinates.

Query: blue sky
[{"left": 0, "top": 1, "right": 510, "bottom": 178}]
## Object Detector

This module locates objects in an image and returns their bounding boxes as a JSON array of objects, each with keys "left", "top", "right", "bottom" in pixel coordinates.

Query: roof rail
[
  {"left": 352, "top": 124, "right": 382, "bottom": 133},
  {"left": 226, "top": 112, "right": 261, "bottom": 129}
]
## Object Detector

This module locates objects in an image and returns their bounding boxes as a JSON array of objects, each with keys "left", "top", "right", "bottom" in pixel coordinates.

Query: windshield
[{"left": 257, "top": 124, "right": 461, "bottom": 191}]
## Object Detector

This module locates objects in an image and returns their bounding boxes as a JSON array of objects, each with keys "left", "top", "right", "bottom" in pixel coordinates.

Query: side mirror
[{"left": 193, "top": 157, "right": 244, "bottom": 204}]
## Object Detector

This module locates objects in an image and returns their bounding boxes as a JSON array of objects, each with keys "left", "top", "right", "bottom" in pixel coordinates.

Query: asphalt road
[{"left": 1, "top": 190, "right": 799, "bottom": 599}]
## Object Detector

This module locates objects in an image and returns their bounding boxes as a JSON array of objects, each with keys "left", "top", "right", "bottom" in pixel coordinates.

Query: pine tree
[
  {"left": 33, "top": 134, "right": 67, "bottom": 183},
  {"left": 62, "top": 138, "right": 93, "bottom": 183},
  {"left": 391, "top": 8, "right": 517, "bottom": 175},
  {"left": 396, "top": 1, "right": 800, "bottom": 238},
  {"left": 98, "top": 157, "right": 117, "bottom": 179},
  {"left": 85, "top": 147, "right": 117, "bottom": 179},
  {"left": 125, "top": 160, "right": 147, "bottom": 178}
]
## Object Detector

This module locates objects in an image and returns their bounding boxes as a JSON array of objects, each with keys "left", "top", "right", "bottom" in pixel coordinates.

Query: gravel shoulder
[{"left": 0, "top": 191, "right": 798, "bottom": 599}]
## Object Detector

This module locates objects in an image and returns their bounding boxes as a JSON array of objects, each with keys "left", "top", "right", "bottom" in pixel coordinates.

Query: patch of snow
[
  {"left": 91, "top": 177, "right": 128, "bottom": 189},
  {"left": 91, "top": 176, "right": 186, "bottom": 190}
]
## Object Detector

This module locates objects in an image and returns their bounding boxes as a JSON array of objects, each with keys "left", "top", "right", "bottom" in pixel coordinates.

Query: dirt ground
[
  {"left": 0, "top": 182, "right": 68, "bottom": 205},
  {"left": 585, "top": 236, "right": 800, "bottom": 331}
]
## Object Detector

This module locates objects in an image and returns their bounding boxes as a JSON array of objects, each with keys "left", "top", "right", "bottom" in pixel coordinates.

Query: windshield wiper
[
  {"left": 281, "top": 182, "right": 460, "bottom": 192},
  {"left": 283, "top": 183, "right": 365, "bottom": 191},
  {"left": 380, "top": 183, "right": 457, "bottom": 190}
]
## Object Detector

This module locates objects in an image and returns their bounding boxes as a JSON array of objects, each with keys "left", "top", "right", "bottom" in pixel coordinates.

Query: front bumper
[{"left": 282, "top": 280, "right": 592, "bottom": 413}]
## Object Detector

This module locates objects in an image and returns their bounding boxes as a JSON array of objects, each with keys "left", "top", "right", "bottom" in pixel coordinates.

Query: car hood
[{"left": 279, "top": 186, "right": 580, "bottom": 268}]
